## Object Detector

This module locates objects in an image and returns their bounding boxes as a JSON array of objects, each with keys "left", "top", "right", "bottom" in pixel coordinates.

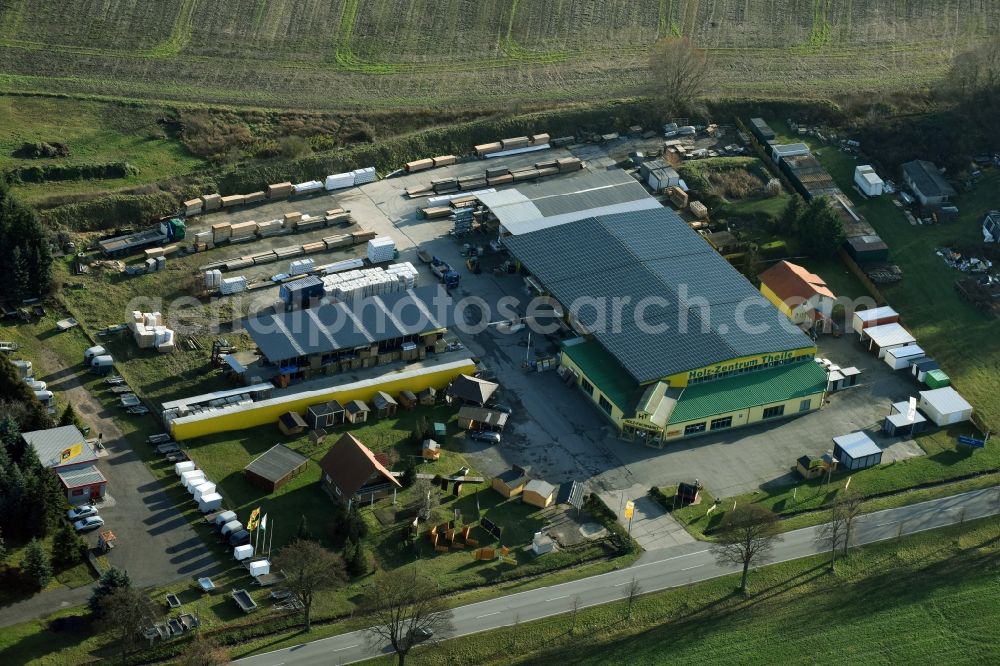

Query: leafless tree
[
  {"left": 624, "top": 576, "right": 642, "bottom": 619},
  {"left": 648, "top": 37, "right": 710, "bottom": 116},
  {"left": 99, "top": 587, "right": 149, "bottom": 665},
  {"left": 571, "top": 594, "right": 581, "bottom": 634},
  {"left": 272, "top": 539, "right": 347, "bottom": 631},
  {"left": 947, "top": 37, "right": 1000, "bottom": 98},
  {"left": 363, "top": 566, "right": 453, "bottom": 666},
  {"left": 839, "top": 491, "right": 865, "bottom": 555},
  {"left": 712, "top": 504, "right": 782, "bottom": 594},
  {"left": 178, "top": 632, "right": 231, "bottom": 666},
  {"left": 412, "top": 478, "right": 440, "bottom": 522},
  {"left": 817, "top": 499, "right": 848, "bottom": 571}
]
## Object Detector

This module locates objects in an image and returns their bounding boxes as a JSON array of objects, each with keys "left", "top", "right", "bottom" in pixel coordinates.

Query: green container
[{"left": 925, "top": 369, "right": 950, "bottom": 388}]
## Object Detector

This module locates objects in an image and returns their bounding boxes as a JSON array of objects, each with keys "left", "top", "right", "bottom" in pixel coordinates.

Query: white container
[
  {"left": 192, "top": 481, "right": 216, "bottom": 500},
  {"left": 220, "top": 276, "right": 248, "bottom": 295},
  {"left": 233, "top": 544, "right": 254, "bottom": 561},
  {"left": 249, "top": 559, "right": 271, "bottom": 577},
  {"left": 367, "top": 236, "right": 396, "bottom": 263},
  {"left": 175, "top": 460, "right": 197, "bottom": 476},
  {"left": 198, "top": 492, "right": 223, "bottom": 513},
  {"left": 181, "top": 470, "right": 205, "bottom": 490}
]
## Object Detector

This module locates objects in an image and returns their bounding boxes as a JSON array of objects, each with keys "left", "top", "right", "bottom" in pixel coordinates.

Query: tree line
[{"left": 0, "top": 180, "right": 52, "bottom": 303}]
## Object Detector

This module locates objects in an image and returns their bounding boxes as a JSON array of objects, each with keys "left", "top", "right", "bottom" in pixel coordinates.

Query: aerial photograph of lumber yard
[{"left": 1, "top": 2, "right": 1000, "bottom": 665}]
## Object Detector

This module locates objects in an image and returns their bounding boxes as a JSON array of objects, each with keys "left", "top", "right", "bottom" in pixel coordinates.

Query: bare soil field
[{"left": 0, "top": 0, "right": 996, "bottom": 109}]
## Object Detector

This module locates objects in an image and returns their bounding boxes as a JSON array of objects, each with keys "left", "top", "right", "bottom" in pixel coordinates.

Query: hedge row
[{"left": 4, "top": 161, "right": 137, "bottom": 184}]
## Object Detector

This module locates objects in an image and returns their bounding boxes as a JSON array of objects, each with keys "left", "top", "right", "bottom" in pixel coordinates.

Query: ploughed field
[{"left": 0, "top": 0, "right": 996, "bottom": 109}]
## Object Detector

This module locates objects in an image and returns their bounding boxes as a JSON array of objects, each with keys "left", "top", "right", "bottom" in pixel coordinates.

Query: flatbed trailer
[{"left": 98, "top": 227, "right": 167, "bottom": 257}]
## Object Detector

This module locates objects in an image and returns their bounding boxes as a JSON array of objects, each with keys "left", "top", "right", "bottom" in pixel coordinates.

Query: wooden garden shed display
[
  {"left": 277, "top": 411, "right": 307, "bottom": 435},
  {"left": 244, "top": 444, "right": 308, "bottom": 493}
]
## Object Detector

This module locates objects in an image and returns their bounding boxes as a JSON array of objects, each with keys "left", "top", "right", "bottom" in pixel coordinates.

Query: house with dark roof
[
  {"left": 21, "top": 425, "right": 107, "bottom": 504},
  {"left": 758, "top": 260, "right": 836, "bottom": 324},
  {"left": 318, "top": 433, "right": 402, "bottom": 509},
  {"left": 502, "top": 199, "right": 824, "bottom": 446},
  {"left": 901, "top": 160, "right": 956, "bottom": 206}
]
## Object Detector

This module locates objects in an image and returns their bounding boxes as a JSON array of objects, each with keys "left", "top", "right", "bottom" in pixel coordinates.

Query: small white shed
[
  {"left": 854, "top": 165, "right": 884, "bottom": 196},
  {"left": 174, "top": 460, "right": 196, "bottom": 476},
  {"left": 918, "top": 387, "right": 973, "bottom": 426},
  {"left": 198, "top": 492, "right": 223, "bottom": 513},
  {"left": 884, "top": 344, "right": 925, "bottom": 370},
  {"left": 647, "top": 166, "right": 680, "bottom": 191},
  {"left": 531, "top": 532, "right": 555, "bottom": 555},
  {"left": 233, "top": 544, "right": 254, "bottom": 561}
]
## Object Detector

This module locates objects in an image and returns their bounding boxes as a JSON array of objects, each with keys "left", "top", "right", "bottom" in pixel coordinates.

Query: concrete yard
[{"left": 190, "top": 141, "right": 932, "bottom": 542}]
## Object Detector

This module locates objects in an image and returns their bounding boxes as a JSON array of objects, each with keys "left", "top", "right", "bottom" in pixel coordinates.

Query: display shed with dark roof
[{"left": 244, "top": 444, "right": 309, "bottom": 493}]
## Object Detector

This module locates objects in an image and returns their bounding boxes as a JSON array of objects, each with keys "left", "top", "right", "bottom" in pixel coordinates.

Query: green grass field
[
  {"left": 0, "top": 1, "right": 994, "bottom": 110},
  {"left": 360, "top": 516, "right": 1000, "bottom": 666}
]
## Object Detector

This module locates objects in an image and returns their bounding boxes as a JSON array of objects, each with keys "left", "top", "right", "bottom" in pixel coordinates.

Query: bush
[
  {"left": 51, "top": 521, "right": 88, "bottom": 569},
  {"left": 759, "top": 240, "right": 788, "bottom": 260},
  {"left": 21, "top": 538, "right": 53, "bottom": 589}
]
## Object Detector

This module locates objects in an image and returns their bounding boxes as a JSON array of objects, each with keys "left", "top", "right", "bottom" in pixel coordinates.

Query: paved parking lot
[{"left": 342, "top": 148, "right": 927, "bottom": 497}]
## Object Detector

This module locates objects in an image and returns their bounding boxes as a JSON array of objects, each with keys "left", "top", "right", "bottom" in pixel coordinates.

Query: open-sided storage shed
[
  {"left": 244, "top": 444, "right": 309, "bottom": 493},
  {"left": 861, "top": 323, "right": 915, "bottom": 358}
]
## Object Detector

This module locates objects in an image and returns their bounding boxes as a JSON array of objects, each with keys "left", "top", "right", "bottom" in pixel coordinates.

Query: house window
[
  {"left": 598, "top": 395, "right": 613, "bottom": 415},
  {"left": 799, "top": 399, "right": 812, "bottom": 412},
  {"left": 684, "top": 422, "right": 707, "bottom": 436},
  {"left": 334, "top": 486, "right": 342, "bottom": 496},
  {"left": 580, "top": 377, "right": 594, "bottom": 396},
  {"left": 72, "top": 488, "right": 84, "bottom": 496},
  {"left": 710, "top": 416, "right": 733, "bottom": 430},
  {"left": 762, "top": 405, "right": 785, "bottom": 419}
]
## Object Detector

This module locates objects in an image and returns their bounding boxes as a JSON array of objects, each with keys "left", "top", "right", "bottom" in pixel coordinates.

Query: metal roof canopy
[
  {"left": 855, "top": 306, "right": 898, "bottom": 323},
  {"left": 57, "top": 463, "right": 107, "bottom": 488},
  {"left": 481, "top": 170, "right": 658, "bottom": 236},
  {"left": 888, "top": 401, "right": 928, "bottom": 427},
  {"left": 833, "top": 431, "right": 882, "bottom": 458},
  {"left": 244, "top": 444, "right": 308, "bottom": 483},
  {"left": 863, "top": 322, "right": 915, "bottom": 348},
  {"left": 245, "top": 285, "right": 452, "bottom": 364},
  {"left": 505, "top": 207, "right": 813, "bottom": 383}
]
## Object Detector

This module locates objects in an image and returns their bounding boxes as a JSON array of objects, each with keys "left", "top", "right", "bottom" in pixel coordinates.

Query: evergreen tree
[
  {"left": 58, "top": 404, "right": 80, "bottom": 428},
  {"left": 89, "top": 567, "right": 132, "bottom": 618},
  {"left": 0, "top": 527, "right": 6, "bottom": 561},
  {"left": 0, "top": 180, "right": 52, "bottom": 301},
  {"left": 346, "top": 507, "right": 368, "bottom": 542},
  {"left": 296, "top": 514, "right": 314, "bottom": 541},
  {"left": 51, "top": 520, "right": 88, "bottom": 569},
  {"left": 346, "top": 536, "right": 368, "bottom": 577},
  {"left": 21, "top": 538, "right": 53, "bottom": 589},
  {"left": 799, "top": 197, "right": 846, "bottom": 258},
  {"left": 778, "top": 193, "right": 806, "bottom": 235},
  {"left": 0, "top": 356, "right": 50, "bottom": 432},
  {"left": 401, "top": 462, "right": 417, "bottom": 488}
]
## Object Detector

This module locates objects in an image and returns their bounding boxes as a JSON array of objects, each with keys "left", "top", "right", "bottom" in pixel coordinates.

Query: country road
[{"left": 236, "top": 485, "right": 1000, "bottom": 666}]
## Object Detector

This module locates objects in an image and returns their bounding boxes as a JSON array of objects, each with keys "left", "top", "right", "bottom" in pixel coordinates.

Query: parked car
[
  {"left": 487, "top": 403, "right": 513, "bottom": 415},
  {"left": 403, "top": 626, "right": 434, "bottom": 649},
  {"left": 470, "top": 430, "right": 501, "bottom": 444},
  {"left": 67, "top": 506, "right": 98, "bottom": 521},
  {"left": 73, "top": 516, "right": 105, "bottom": 532}
]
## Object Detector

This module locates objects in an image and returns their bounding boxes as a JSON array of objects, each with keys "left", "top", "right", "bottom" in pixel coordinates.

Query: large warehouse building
[{"left": 500, "top": 193, "right": 826, "bottom": 446}]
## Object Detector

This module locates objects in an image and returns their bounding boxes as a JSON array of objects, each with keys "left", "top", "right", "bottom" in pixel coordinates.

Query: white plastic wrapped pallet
[
  {"left": 324, "top": 172, "right": 354, "bottom": 191},
  {"left": 352, "top": 167, "right": 377, "bottom": 185},
  {"left": 289, "top": 258, "right": 315, "bottom": 276},
  {"left": 293, "top": 180, "right": 324, "bottom": 194}
]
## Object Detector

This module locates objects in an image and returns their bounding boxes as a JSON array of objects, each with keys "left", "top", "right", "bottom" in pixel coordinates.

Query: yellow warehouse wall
[
  {"left": 760, "top": 283, "right": 794, "bottom": 319},
  {"left": 663, "top": 391, "right": 825, "bottom": 441},
  {"left": 171, "top": 361, "right": 476, "bottom": 440}
]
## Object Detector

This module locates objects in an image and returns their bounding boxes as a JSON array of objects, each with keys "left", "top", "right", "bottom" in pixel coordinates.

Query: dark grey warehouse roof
[
  {"left": 245, "top": 286, "right": 451, "bottom": 364},
  {"left": 503, "top": 207, "right": 814, "bottom": 383},
  {"left": 901, "top": 160, "right": 956, "bottom": 199}
]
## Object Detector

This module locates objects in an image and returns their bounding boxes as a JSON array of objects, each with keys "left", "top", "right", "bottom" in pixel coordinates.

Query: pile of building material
[
  {"left": 404, "top": 155, "right": 458, "bottom": 173},
  {"left": 201, "top": 193, "right": 223, "bottom": 211},
  {"left": 315, "top": 257, "right": 365, "bottom": 275},
  {"left": 230, "top": 221, "right": 258, "bottom": 241},
  {"left": 289, "top": 258, "right": 315, "bottom": 276},
  {"left": 367, "top": 236, "right": 396, "bottom": 263},
  {"left": 407, "top": 157, "right": 581, "bottom": 200},
  {"left": 292, "top": 180, "right": 324, "bottom": 195},
  {"left": 321, "top": 264, "right": 417, "bottom": 303},
  {"left": 200, "top": 229, "right": 376, "bottom": 274},
  {"left": 183, "top": 198, "right": 203, "bottom": 216},
  {"left": 220, "top": 276, "right": 248, "bottom": 296},
  {"left": 267, "top": 182, "right": 294, "bottom": 199},
  {"left": 324, "top": 171, "right": 354, "bottom": 191},
  {"left": 324, "top": 207, "right": 351, "bottom": 225},
  {"left": 474, "top": 133, "right": 550, "bottom": 158},
  {"left": 689, "top": 201, "right": 709, "bottom": 220},
  {"left": 352, "top": 167, "right": 377, "bottom": 185},
  {"left": 128, "top": 311, "right": 175, "bottom": 353}
]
